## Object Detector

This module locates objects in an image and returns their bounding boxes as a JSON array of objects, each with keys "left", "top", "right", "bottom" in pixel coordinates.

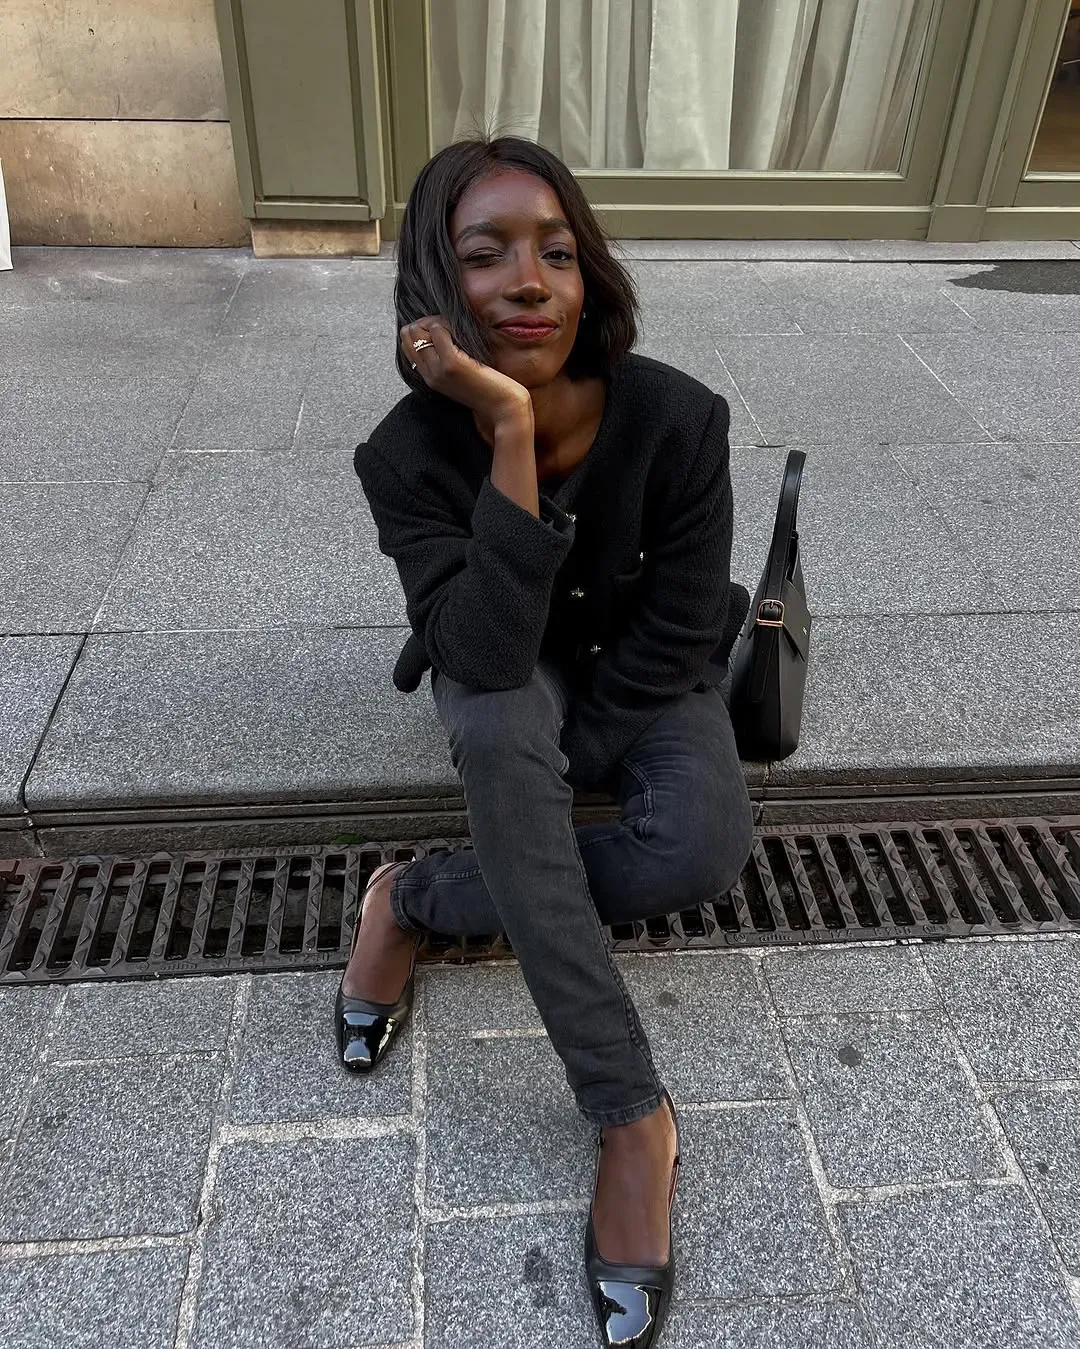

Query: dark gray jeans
[{"left": 389, "top": 662, "right": 754, "bottom": 1128}]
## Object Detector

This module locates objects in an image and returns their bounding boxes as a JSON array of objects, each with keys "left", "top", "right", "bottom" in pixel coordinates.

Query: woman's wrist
[
  {"left": 490, "top": 405, "right": 539, "bottom": 517},
  {"left": 488, "top": 394, "right": 534, "bottom": 438}
]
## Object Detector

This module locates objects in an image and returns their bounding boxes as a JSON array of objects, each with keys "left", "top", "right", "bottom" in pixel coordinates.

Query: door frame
[
  {"left": 379, "top": 0, "right": 981, "bottom": 239},
  {"left": 988, "top": 0, "right": 1080, "bottom": 221}
]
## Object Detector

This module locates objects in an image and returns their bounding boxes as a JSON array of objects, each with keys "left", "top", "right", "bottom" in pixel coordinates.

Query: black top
[{"left": 353, "top": 352, "right": 745, "bottom": 786}]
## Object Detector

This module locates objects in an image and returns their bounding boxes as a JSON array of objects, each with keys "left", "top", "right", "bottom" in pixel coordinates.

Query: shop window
[{"left": 430, "top": 0, "right": 936, "bottom": 172}]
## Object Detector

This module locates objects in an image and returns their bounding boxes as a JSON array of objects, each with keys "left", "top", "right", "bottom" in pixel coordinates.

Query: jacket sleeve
[
  {"left": 356, "top": 443, "right": 575, "bottom": 691},
  {"left": 560, "top": 394, "right": 734, "bottom": 784}
]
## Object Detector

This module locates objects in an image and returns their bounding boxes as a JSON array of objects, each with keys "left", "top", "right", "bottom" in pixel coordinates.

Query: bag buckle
[{"left": 756, "top": 599, "right": 785, "bottom": 628}]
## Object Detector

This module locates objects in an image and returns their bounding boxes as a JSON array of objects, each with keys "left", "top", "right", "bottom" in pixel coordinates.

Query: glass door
[
  {"left": 990, "top": 0, "right": 1080, "bottom": 223},
  {"left": 383, "top": 0, "right": 980, "bottom": 237}
]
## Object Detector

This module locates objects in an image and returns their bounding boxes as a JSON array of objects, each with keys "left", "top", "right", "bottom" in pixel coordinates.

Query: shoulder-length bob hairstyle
[{"left": 394, "top": 136, "right": 638, "bottom": 393}]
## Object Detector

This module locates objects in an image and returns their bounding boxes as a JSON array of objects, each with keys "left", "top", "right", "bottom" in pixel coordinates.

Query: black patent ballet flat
[
  {"left": 584, "top": 1087, "right": 681, "bottom": 1349},
  {"left": 335, "top": 860, "right": 419, "bottom": 1074}
]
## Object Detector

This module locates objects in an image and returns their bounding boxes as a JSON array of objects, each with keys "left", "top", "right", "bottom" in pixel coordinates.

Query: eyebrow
[{"left": 454, "top": 216, "right": 574, "bottom": 245}]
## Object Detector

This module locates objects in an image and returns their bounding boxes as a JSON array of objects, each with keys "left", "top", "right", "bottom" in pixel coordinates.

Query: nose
[{"left": 504, "top": 245, "right": 550, "bottom": 304}]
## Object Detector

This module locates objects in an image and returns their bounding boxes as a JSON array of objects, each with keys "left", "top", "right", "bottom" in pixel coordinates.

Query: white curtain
[{"left": 429, "top": 0, "right": 936, "bottom": 171}]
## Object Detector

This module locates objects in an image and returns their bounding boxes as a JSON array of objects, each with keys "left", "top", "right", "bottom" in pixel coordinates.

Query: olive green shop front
[{"left": 212, "top": 0, "right": 1080, "bottom": 247}]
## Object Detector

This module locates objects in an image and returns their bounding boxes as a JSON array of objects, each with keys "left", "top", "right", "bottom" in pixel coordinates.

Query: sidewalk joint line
[
  {"left": 746, "top": 952, "right": 858, "bottom": 1298},
  {"left": 170, "top": 973, "right": 251, "bottom": 1349},
  {"left": 936, "top": 1008, "right": 1080, "bottom": 1297},
  {"left": 713, "top": 346, "right": 766, "bottom": 444},
  {"left": 424, "top": 1197, "right": 589, "bottom": 1224},
  {"left": 16, "top": 637, "right": 88, "bottom": 822},
  {"left": 409, "top": 972, "right": 428, "bottom": 1349},
  {"left": 896, "top": 335, "right": 996, "bottom": 441},
  {"left": 218, "top": 1116, "right": 415, "bottom": 1145},
  {"left": 0, "top": 1233, "right": 189, "bottom": 1258}
]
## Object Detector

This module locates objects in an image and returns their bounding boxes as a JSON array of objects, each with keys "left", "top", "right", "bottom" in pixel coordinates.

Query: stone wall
[{"left": 0, "top": 0, "right": 247, "bottom": 245}]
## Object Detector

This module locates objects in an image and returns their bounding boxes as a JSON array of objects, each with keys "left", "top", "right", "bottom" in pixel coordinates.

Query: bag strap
[
  {"left": 759, "top": 450, "right": 805, "bottom": 609},
  {"left": 745, "top": 451, "right": 808, "bottom": 703}
]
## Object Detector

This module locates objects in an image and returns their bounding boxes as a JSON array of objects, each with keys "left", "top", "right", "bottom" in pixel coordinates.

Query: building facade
[{"left": 3, "top": 0, "right": 1079, "bottom": 248}]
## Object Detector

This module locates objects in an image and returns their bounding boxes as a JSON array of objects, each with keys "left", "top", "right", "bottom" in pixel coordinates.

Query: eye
[
  {"left": 545, "top": 247, "right": 575, "bottom": 263},
  {"left": 462, "top": 250, "right": 501, "bottom": 265}
]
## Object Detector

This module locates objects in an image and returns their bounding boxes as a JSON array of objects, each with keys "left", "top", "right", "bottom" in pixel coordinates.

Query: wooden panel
[{"left": 238, "top": 0, "right": 361, "bottom": 199}]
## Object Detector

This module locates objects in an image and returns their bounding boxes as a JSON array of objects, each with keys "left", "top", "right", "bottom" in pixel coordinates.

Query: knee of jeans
[
  {"left": 647, "top": 788, "right": 754, "bottom": 907},
  {"left": 443, "top": 676, "right": 562, "bottom": 776}
]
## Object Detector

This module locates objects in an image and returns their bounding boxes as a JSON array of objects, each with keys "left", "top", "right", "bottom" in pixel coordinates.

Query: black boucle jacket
[{"left": 353, "top": 352, "right": 746, "bottom": 786}]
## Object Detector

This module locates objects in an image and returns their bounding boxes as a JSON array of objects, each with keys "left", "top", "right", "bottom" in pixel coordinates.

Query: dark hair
[{"left": 394, "top": 136, "right": 638, "bottom": 392}]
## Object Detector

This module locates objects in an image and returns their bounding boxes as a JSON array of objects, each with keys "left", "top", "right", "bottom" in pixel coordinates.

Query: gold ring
[{"left": 412, "top": 338, "right": 434, "bottom": 354}]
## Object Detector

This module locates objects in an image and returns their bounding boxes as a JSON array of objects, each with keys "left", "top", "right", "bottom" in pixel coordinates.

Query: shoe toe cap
[{"left": 592, "top": 1279, "right": 666, "bottom": 1348}]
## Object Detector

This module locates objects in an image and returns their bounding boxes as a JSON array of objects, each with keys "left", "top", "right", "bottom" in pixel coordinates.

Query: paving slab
[
  {"left": 919, "top": 938, "right": 1080, "bottom": 1081},
  {"left": 899, "top": 442, "right": 1080, "bottom": 611},
  {"left": 0, "top": 325, "right": 202, "bottom": 483},
  {"left": 25, "top": 628, "right": 455, "bottom": 812},
  {"left": 425, "top": 1034, "right": 592, "bottom": 1209},
  {"left": 730, "top": 443, "right": 1001, "bottom": 617},
  {"left": 619, "top": 953, "right": 789, "bottom": 1102},
  {"left": 910, "top": 261, "right": 1080, "bottom": 333},
  {"left": 221, "top": 257, "right": 396, "bottom": 336},
  {"left": 839, "top": 1186, "right": 1080, "bottom": 1349},
  {"left": 716, "top": 334, "right": 985, "bottom": 443},
  {"left": 192, "top": 1134, "right": 415, "bottom": 1349},
  {"left": 769, "top": 614, "right": 1080, "bottom": 787},
  {"left": 0, "top": 986, "right": 60, "bottom": 1137},
  {"left": 173, "top": 334, "right": 319, "bottom": 451},
  {"left": 674, "top": 1104, "right": 842, "bottom": 1298},
  {"left": 228, "top": 970, "right": 412, "bottom": 1125},
  {"left": 754, "top": 262, "right": 977, "bottom": 333},
  {"left": 294, "top": 334, "right": 405, "bottom": 451},
  {"left": 421, "top": 960, "right": 541, "bottom": 1032},
  {"left": 48, "top": 975, "right": 236, "bottom": 1061},
  {"left": 0, "top": 1247, "right": 189, "bottom": 1349},
  {"left": 423, "top": 1211, "right": 593, "bottom": 1349},
  {"left": 0, "top": 637, "right": 80, "bottom": 813},
  {"left": 664, "top": 1299, "right": 874, "bottom": 1349},
  {"left": 619, "top": 239, "right": 850, "bottom": 261},
  {"left": 763, "top": 944, "right": 938, "bottom": 1015},
  {"left": 0, "top": 1057, "right": 219, "bottom": 1240},
  {"left": 3, "top": 246, "right": 247, "bottom": 310},
  {"left": 630, "top": 260, "right": 801, "bottom": 335},
  {"left": 782, "top": 1012, "right": 1005, "bottom": 1187},
  {"left": 842, "top": 239, "right": 1080, "bottom": 261},
  {"left": 0, "top": 483, "right": 149, "bottom": 632},
  {"left": 94, "top": 449, "right": 403, "bottom": 631},
  {"left": 997, "top": 1085, "right": 1080, "bottom": 1274},
  {"left": 908, "top": 333, "right": 1080, "bottom": 441}
]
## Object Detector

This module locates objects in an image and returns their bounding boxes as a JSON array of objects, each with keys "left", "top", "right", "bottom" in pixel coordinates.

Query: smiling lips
[{"left": 493, "top": 315, "right": 559, "bottom": 343}]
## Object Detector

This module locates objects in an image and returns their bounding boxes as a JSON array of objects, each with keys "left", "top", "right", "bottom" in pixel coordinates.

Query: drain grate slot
[{"left": 3, "top": 817, "right": 1080, "bottom": 984}]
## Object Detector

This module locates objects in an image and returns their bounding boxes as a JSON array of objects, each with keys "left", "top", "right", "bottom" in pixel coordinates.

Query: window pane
[
  {"left": 1030, "top": 6, "right": 1080, "bottom": 174},
  {"left": 430, "top": 0, "right": 936, "bottom": 172}
]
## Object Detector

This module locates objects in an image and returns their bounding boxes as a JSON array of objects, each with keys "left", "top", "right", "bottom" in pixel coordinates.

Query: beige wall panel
[
  {"left": 1, "top": 0, "right": 227, "bottom": 120},
  {"left": 0, "top": 119, "right": 248, "bottom": 245}
]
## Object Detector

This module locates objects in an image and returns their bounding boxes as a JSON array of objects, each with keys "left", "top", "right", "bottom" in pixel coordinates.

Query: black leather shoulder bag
[{"left": 729, "top": 450, "right": 811, "bottom": 761}]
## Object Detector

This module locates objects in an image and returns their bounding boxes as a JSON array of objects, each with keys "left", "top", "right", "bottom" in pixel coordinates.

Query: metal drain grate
[{"left": 3, "top": 818, "right": 1080, "bottom": 985}]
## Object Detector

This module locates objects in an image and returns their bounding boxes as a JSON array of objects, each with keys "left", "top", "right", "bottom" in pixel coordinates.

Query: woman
[{"left": 342, "top": 136, "right": 753, "bottom": 1349}]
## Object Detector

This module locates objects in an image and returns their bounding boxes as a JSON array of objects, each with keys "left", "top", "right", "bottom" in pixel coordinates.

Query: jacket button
[
  {"left": 589, "top": 643, "right": 602, "bottom": 654},
  {"left": 570, "top": 587, "right": 585, "bottom": 599},
  {"left": 640, "top": 551, "right": 645, "bottom": 561}
]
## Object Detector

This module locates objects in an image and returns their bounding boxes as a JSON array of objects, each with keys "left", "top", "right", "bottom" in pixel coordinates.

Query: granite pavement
[
  {"left": 3, "top": 241, "right": 1080, "bottom": 855},
  {"left": 3, "top": 935, "right": 1080, "bottom": 1347}
]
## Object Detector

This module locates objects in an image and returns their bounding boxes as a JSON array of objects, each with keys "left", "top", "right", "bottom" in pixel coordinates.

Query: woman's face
[{"left": 450, "top": 168, "right": 585, "bottom": 389}]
